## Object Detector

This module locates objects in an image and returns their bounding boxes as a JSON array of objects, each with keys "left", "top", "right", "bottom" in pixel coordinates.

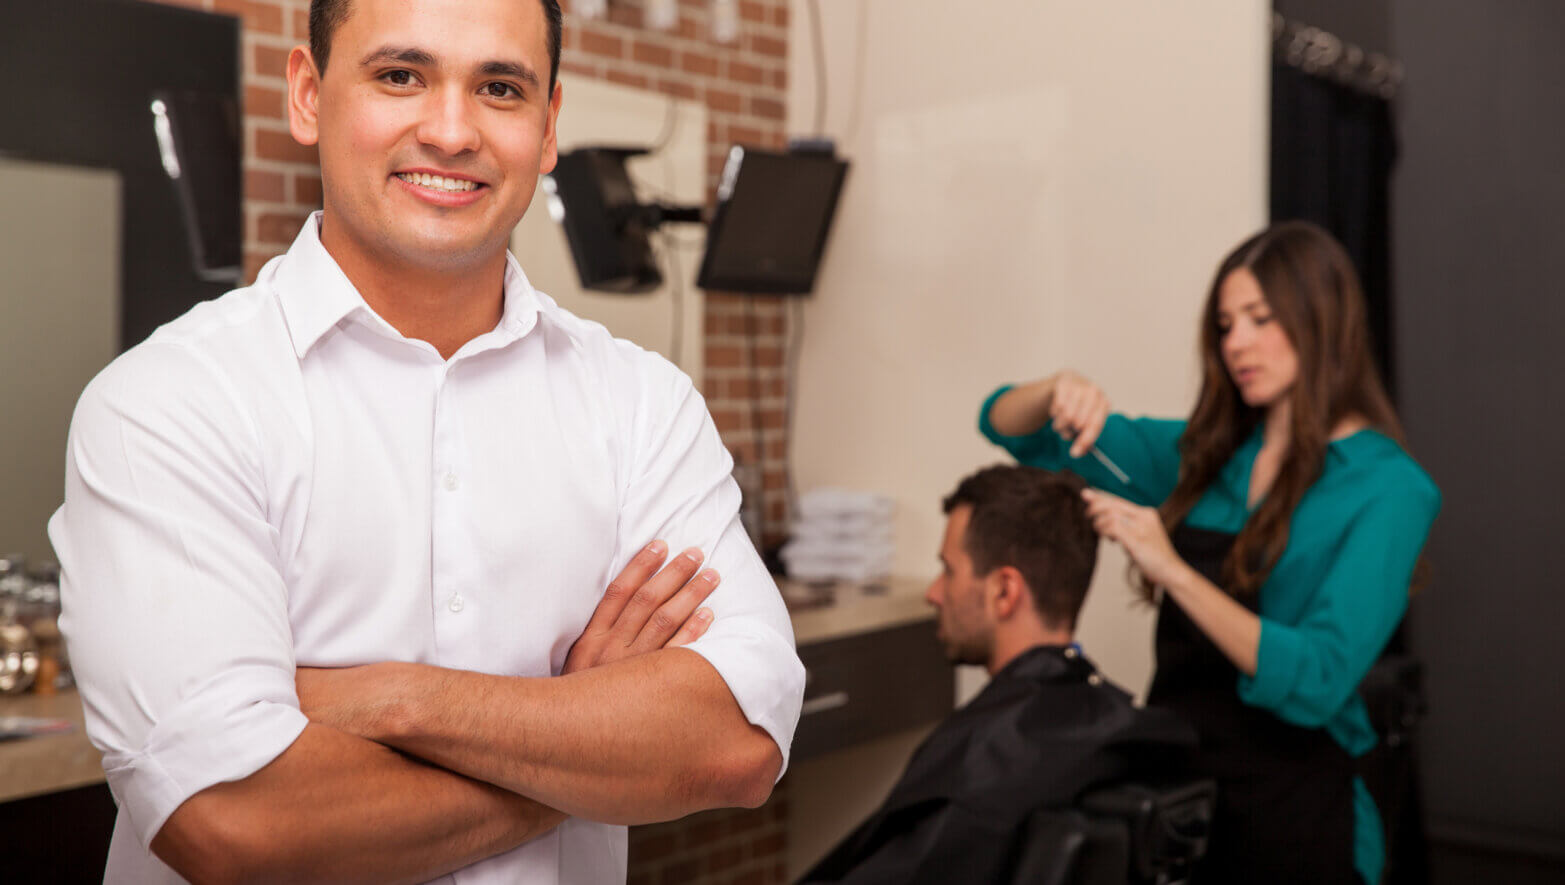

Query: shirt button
[
  {"left": 448, "top": 594, "right": 465, "bottom": 613},
  {"left": 443, "top": 472, "right": 460, "bottom": 491},
  {"left": 1087, "top": 673, "right": 1103, "bottom": 686}
]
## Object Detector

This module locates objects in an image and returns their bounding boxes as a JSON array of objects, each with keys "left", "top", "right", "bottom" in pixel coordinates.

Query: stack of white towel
[{"left": 779, "top": 489, "right": 895, "bottom": 585}]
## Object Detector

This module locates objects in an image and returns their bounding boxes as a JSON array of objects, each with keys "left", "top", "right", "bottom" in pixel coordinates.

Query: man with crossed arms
[{"left": 49, "top": 0, "right": 803, "bottom": 881}]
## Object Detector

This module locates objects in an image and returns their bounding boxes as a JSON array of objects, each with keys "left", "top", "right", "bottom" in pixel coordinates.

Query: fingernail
[
  {"left": 701, "top": 569, "right": 720, "bottom": 583},
  {"left": 682, "top": 548, "right": 703, "bottom": 563},
  {"left": 695, "top": 608, "right": 713, "bottom": 622},
  {"left": 646, "top": 540, "right": 666, "bottom": 556}
]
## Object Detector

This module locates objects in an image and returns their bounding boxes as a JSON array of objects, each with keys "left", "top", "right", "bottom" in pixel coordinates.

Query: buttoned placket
[{"left": 429, "top": 355, "right": 481, "bottom": 669}]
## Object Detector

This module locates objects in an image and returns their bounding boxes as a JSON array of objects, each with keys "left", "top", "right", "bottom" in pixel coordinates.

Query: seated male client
[{"left": 800, "top": 465, "right": 1195, "bottom": 884}]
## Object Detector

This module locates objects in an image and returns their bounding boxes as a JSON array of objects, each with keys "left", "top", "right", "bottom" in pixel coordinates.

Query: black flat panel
[{"left": 0, "top": 0, "right": 240, "bottom": 348}]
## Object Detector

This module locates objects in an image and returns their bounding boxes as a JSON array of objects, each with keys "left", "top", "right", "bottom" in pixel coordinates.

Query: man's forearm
[
  {"left": 152, "top": 722, "right": 565, "bottom": 885},
  {"left": 320, "top": 649, "right": 782, "bottom": 825}
]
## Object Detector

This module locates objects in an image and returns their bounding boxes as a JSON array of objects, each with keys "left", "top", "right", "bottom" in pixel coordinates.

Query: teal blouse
[{"left": 979, "top": 385, "right": 1441, "bottom": 884}]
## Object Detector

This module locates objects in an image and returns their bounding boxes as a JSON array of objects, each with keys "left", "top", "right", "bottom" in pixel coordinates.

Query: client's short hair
[{"left": 942, "top": 465, "right": 1098, "bottom": 629}]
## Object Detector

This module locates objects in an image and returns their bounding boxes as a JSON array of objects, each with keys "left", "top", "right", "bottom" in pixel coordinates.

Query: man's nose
[{"left": 417, "top": 89, "right": 482, "bottom": 155}]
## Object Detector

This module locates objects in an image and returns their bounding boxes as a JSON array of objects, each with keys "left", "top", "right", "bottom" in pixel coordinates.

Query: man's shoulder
[
  {"left": 79, "top": 284, "right": 289, "bottom": 429},
  {"left": 530, "top": 291, "right": 695, "bottom": 397}
]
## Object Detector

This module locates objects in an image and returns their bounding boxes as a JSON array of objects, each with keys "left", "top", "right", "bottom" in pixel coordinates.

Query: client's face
[{"left": 926, "top": 506, "right": 996, "bottom": 667}]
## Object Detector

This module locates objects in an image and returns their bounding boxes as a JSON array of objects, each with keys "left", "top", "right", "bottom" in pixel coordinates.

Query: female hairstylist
[{"left": 979, "top": 222, "right": 1439, "bottom": 884}]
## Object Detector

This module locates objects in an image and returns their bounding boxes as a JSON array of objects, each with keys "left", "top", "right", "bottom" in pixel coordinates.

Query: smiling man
[{"left": 48, "top": 1, "right": 803, "bottom": 882}]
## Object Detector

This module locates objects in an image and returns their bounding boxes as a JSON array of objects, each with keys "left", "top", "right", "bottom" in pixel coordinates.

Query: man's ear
[
  {"left": 989, "top": 566, "right": 1032, "bottom": 621},
  {"left": 287, "top": 46, "right": 323, "bottom": 147},
  {"left": 539, "top": 80, "right": 564, "bottom": 175}
]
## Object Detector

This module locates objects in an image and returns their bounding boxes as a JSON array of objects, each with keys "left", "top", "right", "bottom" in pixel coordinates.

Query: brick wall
[{"left": 142, "top": 0, "right": 797, "bottom": 880}]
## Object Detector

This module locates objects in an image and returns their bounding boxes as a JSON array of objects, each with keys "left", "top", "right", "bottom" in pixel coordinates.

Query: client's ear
[{"left": 989, "top": 566, "right": 1031, "bottom": 621}]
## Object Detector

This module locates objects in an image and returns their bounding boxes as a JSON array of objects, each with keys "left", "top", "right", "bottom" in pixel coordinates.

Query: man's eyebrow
[
  {"left": 359, "top": 45, "right": 437, "bottom": 68},
  {"left": 477, "top": 60, "right": 540, "bottom": 88}
]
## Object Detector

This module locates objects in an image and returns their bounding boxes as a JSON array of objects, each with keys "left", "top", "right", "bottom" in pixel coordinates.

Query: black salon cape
[{"left": 798, "top": 645, "right": 1196, "bottom": 885}]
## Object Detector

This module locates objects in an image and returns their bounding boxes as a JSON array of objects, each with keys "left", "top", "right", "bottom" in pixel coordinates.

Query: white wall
[
  {"left": 0, "top": 158, "right": 121, "bottom": 563},
  {"left": 786, "top": 0, "right": 1269, "bottom": 695}
]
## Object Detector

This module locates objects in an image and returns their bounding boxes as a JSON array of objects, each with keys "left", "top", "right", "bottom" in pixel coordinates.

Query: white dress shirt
[{"left": 49, "top": 214, "right": 804, "bottom": 884}]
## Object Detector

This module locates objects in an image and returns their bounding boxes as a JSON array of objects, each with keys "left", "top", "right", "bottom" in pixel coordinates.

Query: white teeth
[{"left": 398, "top": 173, "right": 478, "bottom": 193}]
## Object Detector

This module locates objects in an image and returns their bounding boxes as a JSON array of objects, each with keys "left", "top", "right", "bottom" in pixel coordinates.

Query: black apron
[{"left": 1147, "top": 525, "right": 1360, "bottom": 884}]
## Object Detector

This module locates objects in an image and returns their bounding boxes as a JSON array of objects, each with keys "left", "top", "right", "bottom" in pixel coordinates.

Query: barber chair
[
  {"left": 1010, "top": 779, "right": 1217, "bottom": 885},
  {"left": 1357, "top": 654, "right": 1430, "bottom": 884}
]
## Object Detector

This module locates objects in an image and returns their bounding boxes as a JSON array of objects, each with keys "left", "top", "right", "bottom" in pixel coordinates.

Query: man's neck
[{"left": 320, "top": 220, "right": 507, "bottom": 361}]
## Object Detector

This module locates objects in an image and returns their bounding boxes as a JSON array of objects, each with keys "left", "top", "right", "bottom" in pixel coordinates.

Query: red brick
[
  {"left": 771, "top": 5, "right": 789, "bottom": 28},
  {"left": 293, "top": 8, "right": 309, "bottom": 40},
  {"left": 245, "top": 169, "right": 286, "bottom": 203},
  {"left": 656, "top": 78, "right": 699, "bottom": 100},
  {"left": 658, "top": 859, "right": 701, "bottom": 885},
  {"left": 258, "top": 211, "right": 310, "bottom": 245},
  {"left": 705, "top": 844, "right": 745, "bottom": 874},
  {"left": 707, "top": 345, "right": 743, "bottom": 368},
  {"left": 751, "top": 96, "right": 784, "bottom": 121},
  {"left": 245, "top": 84, "right": 285, "bottom": 119},
  {"left": 632, "top": 40, "right": 674, "bottom": 68},
  {"left": 706, "top": 88, "right": 742, "bottom": 114},
  {"left": 607, "top": 3, "right": 643, "bottom": 28},
  {"left": 767, "top": 67, "right": 787, "bottom": 90},
  {"left": 253, "top": 43, "right": 290, "bottom": 79},
  {"left": 212, "top": 0, "right": 284, "bottom": 34},
  {"left": 750, "top": 34, "right": 786, "bottom": 58},
  {"left": 747, "top": 830, "right": 786, "bottom": 857},
  {"left": 254, "top": 129, "right": 319, "bottom": 165},
  {"left": 294, "top": 174, "right": 324, "bottom": 206},
  {"left": 606, "top": 69, "right": 650, "bottom": 90},
  {"left": 560, "top": 59, "right": 601, "bottom": 79},
  {"left": 728, "top": 125, "right": 767, "bottom": 147},
  {"left": 727, "top": 59, "right": 764, "bottom": 85},
  {"left": 740, "top": 1, "right": 767, "bottom": 24},
  {"left": 579, "top": 30, "right": 624, "bottom": 59},
  {"left": 681, "top": 51, "right": 720, "bottom": 77}
]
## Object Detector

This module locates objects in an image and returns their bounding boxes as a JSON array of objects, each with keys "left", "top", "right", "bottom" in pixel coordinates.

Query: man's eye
[
  {"left": 482, "top": 82, "right": 519, "bottom": 99},
  {"left": 1253, "top": 315, "right": 1272, "bottom": 326},
  {"left": 383, "top": 70, "right": 415, "bottom": 86}
]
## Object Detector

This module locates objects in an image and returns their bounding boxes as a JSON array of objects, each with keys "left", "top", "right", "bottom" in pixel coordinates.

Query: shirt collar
[{"left": 267, "top": 211, "right": 574, "bottom": 359}]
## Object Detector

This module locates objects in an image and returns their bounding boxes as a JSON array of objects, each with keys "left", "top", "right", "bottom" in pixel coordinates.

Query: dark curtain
[
  {"left": 1271, "top": 60, "right": 1428, "bottom": 885},
  {"left": 1269, "top": 62, "right": 1400, "bottom": 400}
]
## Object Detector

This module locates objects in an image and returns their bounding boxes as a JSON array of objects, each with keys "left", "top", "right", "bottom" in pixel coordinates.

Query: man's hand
[{"left": 564, "top": 540, "right": 719, "bottom": 674}]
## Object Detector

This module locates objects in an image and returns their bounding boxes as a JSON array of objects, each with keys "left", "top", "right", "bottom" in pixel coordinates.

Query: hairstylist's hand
[
  {"left": 1049, "top": 371, "right": 1112, "bottom": 458},
  {"left": 1081, "top": 488, "right": 1189, "bottom": 588}
]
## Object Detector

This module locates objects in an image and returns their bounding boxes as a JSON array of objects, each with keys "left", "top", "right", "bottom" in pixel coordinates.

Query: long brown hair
[{"left": 1149, "top": 221, "right": 1404, "bottom": 600}]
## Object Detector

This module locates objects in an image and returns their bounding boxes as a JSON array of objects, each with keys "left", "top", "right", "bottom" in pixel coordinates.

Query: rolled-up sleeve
[
  {"left": 609, "top": 347, "right": 805, "bottom": 776},
  {"left": 48, "top": 343, "right": 306, "bottom": 848},
  {"left": 1238, "top": 472, "right": 1440, "bottom": 727}
]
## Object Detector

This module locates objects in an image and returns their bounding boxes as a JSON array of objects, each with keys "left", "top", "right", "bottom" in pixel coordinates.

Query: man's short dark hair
[
  {"left": 942, "top": 465, "right": 1098, "bottom": 629},
  {"left": 309, "top": 0, "right": 564, "bottom": 92}
]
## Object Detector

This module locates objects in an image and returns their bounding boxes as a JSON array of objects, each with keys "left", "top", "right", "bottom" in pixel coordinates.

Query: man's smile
[{"left": 394, "top": 171, "right": 482, "bottom": 192}]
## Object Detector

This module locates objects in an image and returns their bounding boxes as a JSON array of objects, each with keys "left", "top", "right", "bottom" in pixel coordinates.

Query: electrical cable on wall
[
  {"left": 807, "top": 0, "right": 828, "bottom": 136},
  {"left": 783, "top": 297, "right": 805, "bottom": 519}
]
